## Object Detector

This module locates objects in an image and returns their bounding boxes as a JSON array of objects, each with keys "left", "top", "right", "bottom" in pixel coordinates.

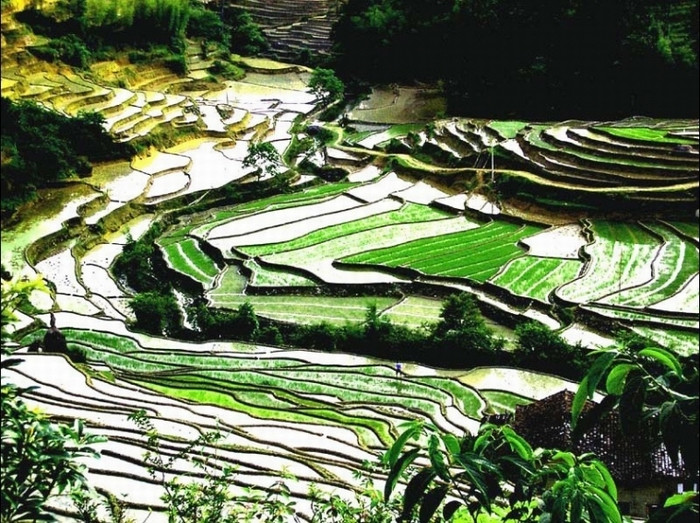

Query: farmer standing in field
[{"left": 395, "top": 362, "right": 402, "bottom": 377}]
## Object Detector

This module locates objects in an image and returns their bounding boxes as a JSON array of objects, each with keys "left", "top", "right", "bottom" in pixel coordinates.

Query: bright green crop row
[
  {"left": 487, "top": 120, "right": 528, "bottom": 139},
  {"left": 344, "top": 223, "right": 541, "bottom": 282},
  {"left": 480, "top": 390, "right": 532, "bottom": 413},
  {"left": 666, "top": 221, "right": 699, "bottom": 241},
  {"left": 191, "top": 182, "right": 357, "bottom": 237},
  {"left": 209, "top": 295, "right": 399, "bottom": 325},
  {"left": 557, "top": 221, "right": 661, "bottom": 304},
  {"left": 209, "top": 265, "right": 248, "bottom": 294},
  {"left": 596, "top": 126, "right": 697, "bottom": 144},
  {"left": 179, "top": 238, "right": 219, "bottom": 277},
  {"left": 380, "top": 296, "right": 444, "bottom": 328},
  {"left": 605, "top": 222, "right": 699, "bottom": 307},
  {"left": 162, "top": 239, "right": 218, "bottom": 286},
  {"left": 137, "top": 378, "right": 393, "bottom": 448},
  {"left": 491, "top": 257, "right": 583, "bottom": 302},
  {"left": 241, "top": 202, "right": 451, "bottom": 257},
  {"left": 243, "top": 260, "right": 316, "bottom": 287}
]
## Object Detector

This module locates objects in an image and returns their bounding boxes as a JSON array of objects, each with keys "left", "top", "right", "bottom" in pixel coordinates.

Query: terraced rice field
[
  {"left": 490, "top": 257, "right": 583, "bottom": 303},
  {"left": 343, "top": 222, "right": 543, "bottom": 282},
  {"left": 2, "top": 13, "right": 698, "bottom": 520},
  {"left": 159, "top": 238, "right": 220, "bottom": 288},
  {"left": 208, "top": 295, "right": 399, "bottom": 325}
]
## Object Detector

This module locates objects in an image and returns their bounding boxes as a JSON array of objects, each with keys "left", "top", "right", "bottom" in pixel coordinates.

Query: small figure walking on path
[{"left": 395, "top": 362, "right": 402, "bottom": 377}]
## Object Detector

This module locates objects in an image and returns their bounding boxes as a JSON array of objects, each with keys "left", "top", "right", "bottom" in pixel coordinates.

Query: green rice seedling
[
  {"left": 64, "top": 330, "right": 143, "bottom": 353},
  {"left": 134, "top": 380, "right": 392, "bottom": 447},
  {"left": 241, "top": 202, "right": 451, "bottom": 257},
  {"left": 487, "top": 120, "right": 528, "bottom": 139},
  {"left": 664, "top": 221, "right": 699, "bottom": 241},
  {"left": 344, "top": 222, "right": 516, "bottom": 265},
  {"left": 191, "top": 182, "right": 358, "bottom": 237},
  {"left": 263, "top": 215, "right": 477, "bottom": 273},
  {"left": 243, "top": 260, "right": 316, "bottom": 288},
  {"left": 491, "top": 257, "right": 583, "bottom": 302},
  {"left": 161, "top": 239, "right": 218, "bottom": 287},
  {"left": 596, "top": 126, "right": 697, "bottom": 144},
  {"left": 557, "top": 221, "right": 661, "bottom": 304},
  {"left": 179, "top": 239, "right": 219, "bottom": 277},
  {"left": 344, "top": 223, "right": 541, "bottom": 283},
  {"left": 480, "top": 390, "right": 532, "bottom": 413},
  {"left": 77, "top": 345, "right": 175, "bottom": 373},
  {"left": 601, "top": 222, "right": 699, "bottom": 308},
  {"left": 210, "top": 296, "right": 398, "bottom": 325},
  {"left": 208, "top": 265, "right": 248, "bottom": 295},
  {"left": 411, "top": 377, "right": 485, "bottom": 419},
  {"left": 194, "top": 368, "right": 453, "bottom": 430},
  {"left": 380, "top": 296, "right": 443, "bottom": 328}
]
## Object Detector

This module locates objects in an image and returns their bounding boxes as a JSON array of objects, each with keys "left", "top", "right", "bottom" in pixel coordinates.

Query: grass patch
[{"left": 596, "top": 126, "right": 697, "bottom": 144}]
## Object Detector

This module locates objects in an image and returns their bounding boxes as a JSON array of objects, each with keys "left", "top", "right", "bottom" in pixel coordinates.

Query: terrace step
[
  {"left": 514, "top": 129, "right": 698, "bottom": 188},
  {"left": 540, "top": 127, "right": 699, "bottom": 172},
  {"left": 568, "top": 128, "right": 699, "bottom": 160}
]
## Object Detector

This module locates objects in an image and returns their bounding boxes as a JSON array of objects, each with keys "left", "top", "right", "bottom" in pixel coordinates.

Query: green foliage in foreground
[
  {"left": 1, "top": 275, "right": 105, "bottom": 523},
  {"left": 384, "top": 421, "right": 623, "bottom": 523},
  {"left": 573, "top": 344, "right": 699, "bottom": 520},
  {"left": 0, "top": 375, "right": 105, "bottom": 523}
]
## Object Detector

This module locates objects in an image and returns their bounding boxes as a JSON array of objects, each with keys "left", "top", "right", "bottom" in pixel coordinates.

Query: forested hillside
[{"left": 331, "top": 0, "right": 699, "bottom": 119}]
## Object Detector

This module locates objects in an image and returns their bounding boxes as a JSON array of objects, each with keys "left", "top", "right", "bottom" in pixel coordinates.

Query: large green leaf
[
  {"left": 591, "top": 460, "right": 617, "bottom": 501},
  {"left": 638, "top": 347, "right": 683, "bottom": 377},
  {"left": 428, "top": 434, "right": 450, "bottom": 481},
  {"left": 605, "top": 363, "right": 636, "bottom": 395},
  {"left": 586, "top": 351, "right": 617, "bottom": 394},
  {"left": 580, "top": 464, "right": 605, "bottom": 490},
  {"left": 442, "top": 500, "right": 462, "bottom": 521},
  {"left": 419, "top": 485, "right": 448, "bottom": 523},
  {"left": 440, "top": 433, "right": 461, "bottom": 457},
  {"left": 401, "top": 467, "right": 437, "bottom": 522},
  {"left": 586, "top": 485, "right": 622, "bottom": 523},
  {"left": 502, "top": 426, "right": 533, "bottom": 461},
  {"left": 550, "top": 451, "right": 575, "bottom": 469},
  {"left": 384, "top": 447, "right": 421, "bottom": 502},
  {"left": 383, "top": 421, "right": 422, "bottom": 467},
  {"left": 571, "top": 376, "right": 590, "bottom": 429},
  {"left": 663, "top": 491, "right": 697, "bottom": 507},
  {"left": 619, "top": 369, "right": 646, "bottom": 434}
]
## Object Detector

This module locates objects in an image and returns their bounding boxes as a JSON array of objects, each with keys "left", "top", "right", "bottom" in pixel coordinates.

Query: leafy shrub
[
  {"left": 129, "top": 291, "right": 180, "bottom": 336},
  {"left": 164, "top": 53, "right": 188, "bottom": 74},
  {"left": 228, "top": 7, "right": 268, "bottom": 55},
  {"left": 187, "top": 4, "right": 230, "bottom": 47},
  {"left": 209, "top": 59, "right": 245, "bottom": 80}
]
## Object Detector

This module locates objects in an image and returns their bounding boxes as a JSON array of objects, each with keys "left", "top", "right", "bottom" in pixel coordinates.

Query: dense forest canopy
[
  {"left": 331, "top": 0, "right": 700, "bottom": 119},
  {"left": 0, "top": 98, "right": 131, "bottom": 221}
]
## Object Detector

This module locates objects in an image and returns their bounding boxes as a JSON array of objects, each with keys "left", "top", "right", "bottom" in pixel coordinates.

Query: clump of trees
[
  {"left": 16, "top": 0, "right": 268, "bottom": 74},
  {"left": 0, "top": 97, "right": 132, "bottom": 221},
  {"left": 331, "top": 0, "right": 699, "bottom": 119},
  {"left": 181, "top": 291, "right": 588, "bottom": 380},
  {"left": 243, "top": 141, "right": 284, "bottom": 180}
]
